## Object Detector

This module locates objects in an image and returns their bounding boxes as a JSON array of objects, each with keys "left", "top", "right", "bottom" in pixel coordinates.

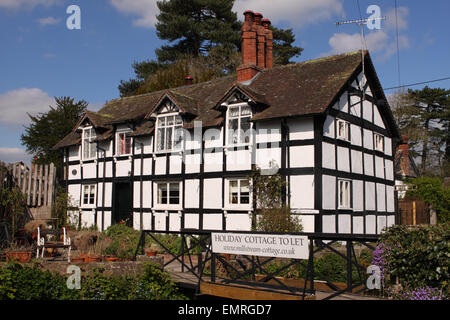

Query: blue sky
[{"left": 0, "top": 0, "right": 449, "bottom": 165}]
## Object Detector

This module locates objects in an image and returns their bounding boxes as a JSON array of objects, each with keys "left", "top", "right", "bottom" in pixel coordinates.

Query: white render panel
[
  {"left": 169, "top": 213, "right": 181, "bottom": 231},
  {"left": 353, "top": 180, "right": 364, "bottom": 211},
  {"left": 386, "top": 185, "right": 395, "bottom": 212},
  {"left": 133, "top": 212, "right": 140, "bottom": 230},
  {"left": 204, "top": 127, "right": 223, "bottom": 149},
  {"left": 185, "top": 179, "right": 200, "bottom": 208},
  {"left": 142, "top": 181, "right": 151, "bottom": 208},
  {"left": 169, "top": 154, "right": 182, "bottom": 174},
  {"left": 366, "top": 215, "right": 376, "bottom": 234},
  {"left": 337, "top": 146, "right": 350, "bottom": 172},
  {"left": 377, "top": 216, "right": 387, "bottom": 233},
  {"left": 364, "top": 154, "right": 374, "bottom": 176},
  {"left": 255, "top": 147, "right": 281, "bottom": 170},
  {"left": 154, "top": 212, "right": 167, "bottom": 231},
  {"left": 351, "top": 150, "right": 363, "bottom": 174},
  {"left": 323, "top": 115, "right": 335, "bottom": 138},
  {"left": 69, "top": 164, "right": 81, "bottom": 180},
  {"left": 204, "top": 151, "right": 223, "bottom": 172},
  {"left": 349, "top": 96, "right": 361, "bottom": 117},
  {"left": 387, "top": 215, "right": 395, "bottom": 228},
  {"left": 115, "top": 159, "right": 132, "bottom": 177},
  {"left": 339, "top": 92, "right": 349, "bottom": 113},
  {"left": 185, "top": 153, "right": 201, "bottom": 173},
  {"left": 322, "top": 175, "right": 336, "bottom": 210},
  {"left": 290, "top": 145, "right": 314, "bottom": 168},
  {"left": 377, "top": 183, "right": 386, "bottom": 212},
  {"left": 288, "top": 118, "right": 314, "bottom": 140},
  {"left": 385, "top": 160, "right": 394, "bottom": 181},
  {"left": 203, "top": 178, "right": 222, "bottom": 209},
  {"left": 362, "top": 100, "right": 373, "bottom": 122},
  {"left": 68, "top": 184, "right": 81, "bottom": 207},
  {"left": 255, "top": 121, "right": 281, "bottom": 143},
  {"left": 365, "top": 182, "right": 376, "bottom": 211},
  {"left": 133, "top": 182, "right": 140, "bottom": 208},
  {"left": 133, "top": 136, "right": 152, "bottom": 154},
  {"left": 82, "top": 163, "right": 97, "bottom": 179},
  {"left": 226, "top": 214, "right": 251, "bottom": 231},
  {"left": 226, "top": 149, "right": 251, "bottom": 171},
  {"left": 298, "top": 215, "right": 314, "bottom": 233},
  {"left": 80, "top": 210, "right": 95, "bottom": 229},
  {"left": 103, "top": 211, "right": 112, "bottom": 230},
  {"left": 133, "top": 158, "right": 152, "bottom": 176},
  {"left": 184, "top": 214, "right": 199, "bottom": 229},
  {"left": 373, "top": 105, "right": 386, "bottom": 129},
  {"left": 350, "top": 124, "right": 362, "bottom": 146},
  {"left": 375, "top": 156, "right": 385, "bottom": 179},
  {"left": 290, "top": 175, "right": 315, "bottom": 209},
  {"left": 142, "top": 212, "right": 152, "bottom": 230},
  {"left": 385, "top": 137, "right": 392, "bottom": 156},
  {"left": 155, "top": 157, "right": 166, "bottom": 175},
  {"left": 98, "top": 161, "right": 113, "bottom": 178},
  {"left": 363, "top": 129, "right": 373, "bottom": 150},
  {"left": 322, "top": 142, "right": 335, "bottom": 170},
  {"left": 322, "top": 215, "right": 336, "bottom": 233},
  {"left": 203, "top": 214, "right": 222, "bottom": 230},
  {"left": 338, "top": 215, "right": 351, "bottom": 234},
  {"left": 353, "top": 216, "right": 364, "bottom": 234}
]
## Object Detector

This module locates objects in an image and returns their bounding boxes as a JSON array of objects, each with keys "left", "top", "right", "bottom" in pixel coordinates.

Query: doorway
[{"left": 113, "top": 182, "right": 132, "bottom": 227}]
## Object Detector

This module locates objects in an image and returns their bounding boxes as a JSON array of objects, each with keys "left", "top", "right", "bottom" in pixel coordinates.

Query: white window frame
[
  {"left": 154, "top": 181, "right": 182, "bottom": 210},
  {"left": 338, "top": 179, "right": 352, "bottom": 209},
  {"left": 336, "top": 119, "right": 350, "bottom": 142},
  {"left": 225, "top": 178, "right": 252, "bottom": 209},
  {"left": 116, "top": 130, "right": 133, "bottom": 156},
  {"left": 82, "top": 184, "right": 96, "bottom": 207},
  {"left": 226, "top": 103, "right": 253, "bottom": 147},
  {"left": 374, "top": 133, "right": 384, "bottom": 152},
  {"left": 155, "top": 113, "right": 183, "bottom": 153},
  {"left": 82, "top": 127, "right": 97, "bottom": 160}
]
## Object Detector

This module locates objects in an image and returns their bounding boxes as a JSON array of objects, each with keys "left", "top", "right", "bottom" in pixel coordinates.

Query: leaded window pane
[
  {"left": 158, "top": 184, "right": 167, "bottom": 204},
  {"left": 169, "top": 183, "right": 180, "bottom": 204},
  {"left": 229, "top": 181, "right": 238, "bottom": 204}
]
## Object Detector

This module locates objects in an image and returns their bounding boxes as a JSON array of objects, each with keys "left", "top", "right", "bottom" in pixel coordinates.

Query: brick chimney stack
[
  {"left": 398, "top": 135, "right": 410, "bottom": 176},
  {"left": 185, "top": 75, "right": 193, "bottom": 85},
  {"left": 237, "top": 10, "right": 273, "bottom": 83}
]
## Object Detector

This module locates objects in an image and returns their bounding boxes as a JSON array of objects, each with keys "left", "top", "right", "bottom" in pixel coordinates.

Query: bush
[
  {"left": 374, "top": 223, "right": 449, "bottom": 299},
  {"left": 100, "top": 224, "right": 141, "bottom": 260}
]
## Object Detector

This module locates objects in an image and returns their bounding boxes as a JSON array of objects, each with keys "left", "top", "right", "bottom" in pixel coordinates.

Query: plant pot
[
  {"left": 71, "top": 257, "right": 84, "bottom": 263},
  {"left": 104, "top": 256, "right": 119, "bottom": 262},
  {"left": 145, "top": 250, "right": 157, "bottom": 257},
  {"left": 6, "top": 251, "right": 32, "bottom": 263}
]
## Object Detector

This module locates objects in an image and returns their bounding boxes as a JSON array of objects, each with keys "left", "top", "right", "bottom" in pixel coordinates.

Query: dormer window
[
  {"left": 156, "top": 114, "right": 183, "bottom": 152},
  {"left": 82, "top": 127, "right": 96, "bottom": 160},
  {"left": 116, "top": 131, "right": 132, "bottom": 156},
  {"left": 227, "top": 103, "right": 252, "bottom": 145}
]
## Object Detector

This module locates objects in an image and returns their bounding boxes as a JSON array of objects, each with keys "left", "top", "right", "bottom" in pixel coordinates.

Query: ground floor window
[
  {"left": 228, "top": 178, "right": 250, "bottom": 205},
  {"left": 338, "top": 179, "right": 351, "bottom": 209},
  {"left": 82, "top": 184, "right": 96, "bottom": 205},
  {"left": 157, "top": 182, "right": 180, "bottom": 205}
]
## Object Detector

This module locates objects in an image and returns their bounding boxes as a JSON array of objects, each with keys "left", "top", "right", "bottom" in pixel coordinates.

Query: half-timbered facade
[{"left": 54, "top": 11, "right": 400, "bottom": 235}]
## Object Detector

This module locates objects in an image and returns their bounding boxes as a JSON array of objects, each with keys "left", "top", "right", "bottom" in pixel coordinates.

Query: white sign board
[{"left": 211, "top": 232, "right": 309, "bottom": 260}]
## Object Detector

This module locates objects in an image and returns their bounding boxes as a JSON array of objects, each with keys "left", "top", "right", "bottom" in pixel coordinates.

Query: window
[
  {"left": 227, "top": 104, "right": 252, "bottom": 145},
  {"left": 157, "top": 182, "right": 180, "bottom": 205},
  {"left": 117, "top": 131, "right": 132, "bottom": 155},
  {"left": 228, "top": 179, "right": 250, "bottom": 205},
  {"left": 82, "top": 184, "right": 96, "bottom": 205},
  {"left": 338, "top": 179, "right": 351, "bottom": 209},
  {"left": 82, "top": 127, "right": 96, "bottom": 160},
  {"left": 374, "top": 133, "right": 384, "bottom": 152},
  {"left": 336, "top": 119, "right": 350, "bottom": 141},
  {"left": 156, "top": 114, "right": 183, "bottom": 152}
]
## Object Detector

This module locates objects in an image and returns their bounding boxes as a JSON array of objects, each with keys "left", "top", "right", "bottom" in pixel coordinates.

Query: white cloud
[
  {"left": 384, "top": 6, "right": 409, "bottom": 31},
  {"left": 0, "top": 88, "right": 54, "bottom": 125},
  {"left": 109, "top": 0, "right": 159, "bottom": 28},
  {"left": 109, "top": 0, "right": 344, "bottom": 29},
  {"left": 36, "top": 16, "right": 61, "bottom": 26},
  {"left": 0, "top": 0, "right": 62, "bottom": 10},
  {"left": 233, "top": 0, "right": 344, "bottom": 27},
  {"left": 0, "top": 148, "right": 32, "bottom": 166}
]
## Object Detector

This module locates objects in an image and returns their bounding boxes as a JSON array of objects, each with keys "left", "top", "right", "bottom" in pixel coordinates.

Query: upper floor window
[
  {"left": 227, "top": 104, "right": 252, "bottom": 146},
  {"left": 374, "top": 133, "right": 384, "bottom": 152},
  {"left": 82, "top": 127, "right": 96, "bottom": 160},
  {"left": 156, "top": 114, "right": 183, "bottom": 152},
  {"left": 117, "top": 131, "right": 132, "bottom": 156},
  {"left": 82, "top": 184, "right": 96, "bottom": 206},
  {"left": 336, "top": 119, "right": 350, "bottom": 141},
  {"left": 227, "top": 178, "right": 251, "bottom": 206},
  {"left": 338, "top": 179, "right": 351, "bottom": 209}
]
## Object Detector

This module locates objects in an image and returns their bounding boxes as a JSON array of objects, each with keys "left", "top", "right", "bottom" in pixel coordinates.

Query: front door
[{"left": 113, "top": 182, "right": 132, "bottom": 227}]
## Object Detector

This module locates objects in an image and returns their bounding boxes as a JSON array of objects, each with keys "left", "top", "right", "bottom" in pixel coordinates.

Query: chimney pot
[
  {"left": 254, "top": 12, "right": 263, "bottom": 25},
  {"left": 185, "top": 76, "right": 193, "bottom": 85},
  {"left": 261, "top": 18, "right": 271, "bottom": 29}
]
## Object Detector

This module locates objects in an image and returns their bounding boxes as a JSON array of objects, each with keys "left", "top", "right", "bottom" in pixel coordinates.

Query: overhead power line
[{"left": 383, "top": 76, "right": 450, "bottom": 91}]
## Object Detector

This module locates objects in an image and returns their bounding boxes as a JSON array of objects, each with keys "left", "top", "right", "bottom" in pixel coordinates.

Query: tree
[
  {"left": 21, "top": 97, "right": 88, "bottom": 168},
  {"left": 391, "top": 86, "right": 449, "bottom": 175},
  {"left": 271, "top": 26, "right": 303, "bottom": 65}
]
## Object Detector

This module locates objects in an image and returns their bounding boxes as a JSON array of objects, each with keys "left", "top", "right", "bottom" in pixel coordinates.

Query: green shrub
[
  {"left": 375, "top": 223, "right": 449, "bottom": 299},
  {"left": 100, "top": 224, "right": 141, "bottom": 260}
]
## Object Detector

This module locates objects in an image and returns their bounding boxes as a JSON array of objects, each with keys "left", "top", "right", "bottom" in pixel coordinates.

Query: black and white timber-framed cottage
[{"left": 53, "top": 11, "right": 400, "bottom": 235}]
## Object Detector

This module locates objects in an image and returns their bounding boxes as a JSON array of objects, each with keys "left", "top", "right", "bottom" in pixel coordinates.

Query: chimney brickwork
[{"left": 238, "top": 11, "right": 273, "bottom": 82}]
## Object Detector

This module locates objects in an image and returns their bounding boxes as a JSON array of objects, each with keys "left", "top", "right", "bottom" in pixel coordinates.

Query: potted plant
[
  {"left": 5, "top": 243, "right": 33, "bottom": 263},
  {"left": 145, "top": 243, "right": 159, "bottom": 257}
]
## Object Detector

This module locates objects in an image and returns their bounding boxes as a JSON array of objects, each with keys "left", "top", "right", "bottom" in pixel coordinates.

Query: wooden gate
[{"left": 398, "top": 200, "right": 429, "bottom": 225}]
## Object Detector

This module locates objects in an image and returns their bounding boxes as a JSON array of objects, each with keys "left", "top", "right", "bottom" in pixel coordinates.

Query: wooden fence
[
  {"left": 1, "top": 162, "right": 56, "bottom": 208},
  {"left": 398, "top": 199, "right": 430, "bottom": 225}
]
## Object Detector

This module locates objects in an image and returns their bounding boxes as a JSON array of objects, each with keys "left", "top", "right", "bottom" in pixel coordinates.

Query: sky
[{"left": 0, "top": 0, "right": 449, "bottom": 165}]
